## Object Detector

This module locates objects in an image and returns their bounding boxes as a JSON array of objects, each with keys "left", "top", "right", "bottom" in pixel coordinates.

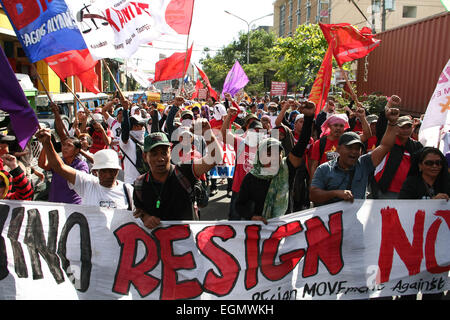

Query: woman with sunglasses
[
  {"left": 397, "top": 147, "right": 449, "bottom": 300},
  {"left": 399, "top": 147, "right": 449, "bottom": 200}
]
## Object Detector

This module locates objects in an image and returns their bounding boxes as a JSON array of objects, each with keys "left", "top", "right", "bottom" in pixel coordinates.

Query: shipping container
[{"left": 356, "top": 11, "right": 450, "bottom": 116}]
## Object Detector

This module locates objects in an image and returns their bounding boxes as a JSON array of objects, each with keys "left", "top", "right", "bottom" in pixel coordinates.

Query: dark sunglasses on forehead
[{"left": 423, "top": 160, "right": 444, "bottom": 167}]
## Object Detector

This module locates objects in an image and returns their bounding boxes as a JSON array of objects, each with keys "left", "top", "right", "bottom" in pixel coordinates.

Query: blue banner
[{"left": 0, "top": 0, "right": 87, "bottom": 62}]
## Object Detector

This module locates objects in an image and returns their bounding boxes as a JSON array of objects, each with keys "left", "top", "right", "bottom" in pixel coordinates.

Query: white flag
[
  {"left": 419, "top": 59, "right": 450, "bottom": 150},
  {"left": 123, "top": 60, "right": 153, "bottom": 88},
  {"left": 66, "top": 0, "right": 193, "bottom": 60}
]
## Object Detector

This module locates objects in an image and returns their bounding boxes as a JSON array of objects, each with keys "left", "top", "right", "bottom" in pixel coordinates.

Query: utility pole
[{"left": 381, "top": 0, "right": 386, "bottom": 32}]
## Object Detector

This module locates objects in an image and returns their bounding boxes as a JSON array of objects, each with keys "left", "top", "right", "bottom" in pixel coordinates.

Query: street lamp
[{"left": 224, "top": 10, "right": 274, "bottom": 64}]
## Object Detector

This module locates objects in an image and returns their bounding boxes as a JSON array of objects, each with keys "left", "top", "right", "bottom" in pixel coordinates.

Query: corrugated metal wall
[{"left": 356, "top": 12, "right": 450, "bottom": 116}]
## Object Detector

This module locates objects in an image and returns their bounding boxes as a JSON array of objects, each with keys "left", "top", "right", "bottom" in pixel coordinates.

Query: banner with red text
[
  {"left": 209, "top": 141, "right": 236, "bottom": 179},
  {"left": 0, "top": 199, "right": 448, "bottom": 300}
]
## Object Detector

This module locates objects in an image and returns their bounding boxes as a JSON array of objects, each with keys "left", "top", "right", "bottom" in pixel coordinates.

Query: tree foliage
[
  {"left": 199, "top": 24, "right": 353, "bottom": 96},
  {"left": 270, "top": 24, "right": 329, "bottom": 92}
]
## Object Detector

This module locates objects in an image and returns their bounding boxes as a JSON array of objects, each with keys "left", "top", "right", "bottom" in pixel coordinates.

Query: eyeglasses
[{"left": 423, "top": 160, "right": 444, "bottom": 167}]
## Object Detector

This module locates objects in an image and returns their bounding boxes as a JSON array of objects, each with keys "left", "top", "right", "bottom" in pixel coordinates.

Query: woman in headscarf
[{"left": 235, "top": 103, "right": 315, "bottom": 223}]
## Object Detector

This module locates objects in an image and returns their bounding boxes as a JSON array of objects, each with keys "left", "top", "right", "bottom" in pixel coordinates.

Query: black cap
[{"left": 338, "top": 131, "right": 363, "bottom": 147}]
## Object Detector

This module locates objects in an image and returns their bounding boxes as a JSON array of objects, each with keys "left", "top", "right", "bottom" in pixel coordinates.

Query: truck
[{"left": 356, "top": 12, "right": 450, "bottom": 116}]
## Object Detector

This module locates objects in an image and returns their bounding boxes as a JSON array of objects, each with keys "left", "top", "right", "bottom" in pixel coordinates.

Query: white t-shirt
[
  {"left": 119, "top": 138, "right": 140, "bottom": 184},
  {"left": 68, "top": 171, "right": 133, "bottom": 210}
]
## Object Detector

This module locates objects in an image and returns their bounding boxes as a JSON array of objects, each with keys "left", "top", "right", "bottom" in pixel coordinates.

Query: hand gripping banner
[{"left": 0, "top": 199, "right": 448, "bottom": 300}]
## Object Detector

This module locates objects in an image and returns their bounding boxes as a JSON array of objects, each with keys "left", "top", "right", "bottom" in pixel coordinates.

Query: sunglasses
[{"left": 423, "top": 160, "right": 444, "bottom": 167}]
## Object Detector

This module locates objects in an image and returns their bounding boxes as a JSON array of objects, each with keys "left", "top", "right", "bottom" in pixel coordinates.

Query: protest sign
[
  {"left": 0, "top": 199, "right": 448, "bottom": 300},
  {"left": 270, "top": 82, "right": 287, "bottom": 96},
  {"left": 209, "top": 141, "right": 236, "bottom": 179}
]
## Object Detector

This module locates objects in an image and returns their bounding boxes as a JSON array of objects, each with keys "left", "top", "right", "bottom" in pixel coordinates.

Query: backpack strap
[
  {"left": 173, "top": 165, "right": 199, "bottom": 220},
  {"left": 174, "top": 165, "right": 193, "bottom": 198},
  {"left": 119, "top": 145, "right": 137, "bottom": 168},
  {"left": 319, "top": 136, "right": 328, "bottom": 162},
  {"left": 122, "top": 182, "right": 134, "bottom": 211},
  {"left": 133, "top": 173, "right": 148, "bottom": 205}
]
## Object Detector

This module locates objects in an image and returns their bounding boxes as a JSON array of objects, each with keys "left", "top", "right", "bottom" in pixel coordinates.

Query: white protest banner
[
  {"left": 65, "top": 0, "right": 194, "bottom": 60},
  {"left": 209, "top": 141, "right": 236, "bottom": 179},
  {"left": 122, "top": 60, "right": 153, "bottom": 88},
  {"left": 419, "top": 59, "right": 450, "bottom": 149},
  {"left": 0, "top": 199, "right": 449, "bottom": 300}
]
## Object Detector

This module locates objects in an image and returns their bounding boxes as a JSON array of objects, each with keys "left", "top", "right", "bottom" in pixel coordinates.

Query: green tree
[
  {"left": 270, "top": 24, "right": 329, "bottom": 92},
  {"left": 199, "top": 29, "right": 279, "bottom": 96}
]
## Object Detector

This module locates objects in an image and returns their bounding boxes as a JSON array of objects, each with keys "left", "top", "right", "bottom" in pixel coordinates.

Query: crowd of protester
[{"left": 0, "top": 88, "right": 449, "bottom": 299}]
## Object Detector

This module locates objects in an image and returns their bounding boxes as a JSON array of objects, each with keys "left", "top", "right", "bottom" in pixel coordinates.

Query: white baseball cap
[{"left": 91, "top": 149, "right": 122, "bottom": 170}]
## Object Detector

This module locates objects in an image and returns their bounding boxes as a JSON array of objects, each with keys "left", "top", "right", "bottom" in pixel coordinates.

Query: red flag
[
  {"left": 196, "top": 65, "right": 218, "bottom": 100},
  {"left": 44, "top": 49, "right": 100, "bottom": 93},
  {"left": 191, "top": 78, "right": 204, "bottom": 99},
  {"left": 308, "top": 46, "right": 333, "bottom": 116},
  {"left": 154, "top": 44, "right": 193, "bottom": 82},
  {"left": 319, "top": 23, "right": 381, "bottom": 66},
  {"left": 165, "top": 0, "right": 195, "bottom": 35}
]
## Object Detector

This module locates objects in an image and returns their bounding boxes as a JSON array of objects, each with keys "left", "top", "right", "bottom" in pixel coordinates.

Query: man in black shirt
[{"left": 133, "top": 120, "right": 223, "bottom": 229}]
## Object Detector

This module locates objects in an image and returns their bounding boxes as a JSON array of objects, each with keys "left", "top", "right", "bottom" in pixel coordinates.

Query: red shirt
[
  {"left": 310, "top": 138, "right": 339, "bottom": 165},
  {"left": 366, "top": 136, "right": 378, "bottom": 152},
  {"left": 374, "top": 137, "right": 412, "bottom": 193},
  {"left": 89, "top": 129, "right": 112, "bottom": 154}
]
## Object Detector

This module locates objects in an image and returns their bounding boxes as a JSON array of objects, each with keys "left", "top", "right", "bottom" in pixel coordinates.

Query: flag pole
[
  {"left": 103, "top": 59, "right": 125, "bottom": 100},
  {"left": 180, "top": 37, "right": 190, "bottom": 95},
  {"left": 180, "top": 2, "right": 195, "bottom": 96},
  {"left": 32, "top": 63, "right": 54, "bottom": 105},
  {"left": 62, "top": 81, "right": 92, "bottom": 117},
  {"left": 339, "top": 66, "right": 360, "bottom": 104}
]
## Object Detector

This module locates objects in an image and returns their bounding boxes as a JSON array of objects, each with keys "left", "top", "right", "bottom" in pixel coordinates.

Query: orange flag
[{"left": 309, "top": 46, "right": 333, "bottom": 116}]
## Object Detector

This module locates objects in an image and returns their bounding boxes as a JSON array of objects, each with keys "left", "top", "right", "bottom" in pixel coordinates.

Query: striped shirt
[{"left": 5, "top": 167, "right": 33, "bottom": 200}]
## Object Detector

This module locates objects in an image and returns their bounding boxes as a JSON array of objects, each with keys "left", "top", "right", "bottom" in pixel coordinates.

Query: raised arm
[
  {"left": 370, "top": 107, "right": 400, "bottom": 167},
  {"left": 101, "top": 98, "right": 119, "bottom": 121},
  {"left": 121, "top": 99, "right": 131, "bottom": 144},
  {"left": 193, "top": 119, "right": 224, "bottom": 178},
  {"left": 220, "top": 106, "right": 238, "bottom": 146},
  {"left": 275, "top": 101, "right": 289, "bottom": 128},
  {"left": 92, "top": 121, "right": 111, "bottom": 147},
  {"left": 376, "top": 95, "right": 401, "bottom": 145},
  {"left": 288, "top": 102, "right": 315, "bottom": 168},
  {"left": 35, "top": 128, "right": 77, "bottom": 185},
  {"left": 355, "top": 104, "right": 372, "bottom": 142},
  {"left": 50, "top": 103, "right": 68, "bottom": 141}
]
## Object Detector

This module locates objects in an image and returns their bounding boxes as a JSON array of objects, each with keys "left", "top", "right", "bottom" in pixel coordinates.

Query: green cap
[{"left": 144, "top": 132, "right": 170, "bottom": 152}]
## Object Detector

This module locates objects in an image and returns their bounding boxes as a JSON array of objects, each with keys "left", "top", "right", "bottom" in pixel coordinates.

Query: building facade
[{"left": 273, "top": 0, "right": 446, "bottom": 37}]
